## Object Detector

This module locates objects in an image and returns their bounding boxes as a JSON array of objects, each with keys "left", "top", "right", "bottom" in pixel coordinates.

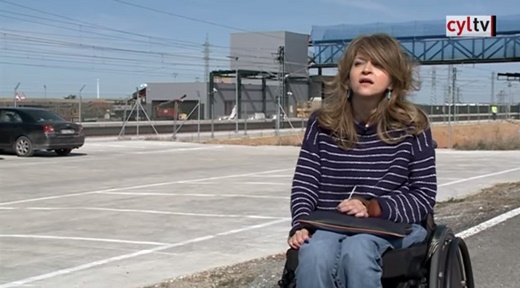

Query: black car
[{"left": 0, "top": 107, "right": 84, "bottom": 157}]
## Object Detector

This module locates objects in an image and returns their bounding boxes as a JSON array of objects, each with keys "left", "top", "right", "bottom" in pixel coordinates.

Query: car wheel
[
  {"left": 55, "top": 148, "right": 72, "bottom": 156},
  {"left": 14, "top": 136, "right": 34, "bottom": 157}
]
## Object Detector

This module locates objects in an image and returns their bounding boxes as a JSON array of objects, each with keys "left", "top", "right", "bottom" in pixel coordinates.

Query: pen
[
  {"left": 347, "top": 185, "right": 357, "bottom": 200},
  {"left": 337, "top": 185, "right": 357, "bottom": 210},
  {"left": 337, "top": 185, "right": 357, "bottom": 211}
]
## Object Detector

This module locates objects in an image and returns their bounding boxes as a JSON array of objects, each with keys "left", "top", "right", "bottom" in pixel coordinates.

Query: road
[
  {"left": 0, "top": 140, "right": 519, "bottom": 288},
  {"left": 461, "top": 209, "right": 520, "bottom": 288}
]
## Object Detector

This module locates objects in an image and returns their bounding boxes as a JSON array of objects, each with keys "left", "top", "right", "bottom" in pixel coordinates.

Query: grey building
[
  {"left": 139, "top": 30, "right": 325, "bottom": 121},
  {"left": 132, "top": 82, "right": 206, "bottom": 121},
  {"left": 229, "top": 31, "right": 310, "bottom": 77}
]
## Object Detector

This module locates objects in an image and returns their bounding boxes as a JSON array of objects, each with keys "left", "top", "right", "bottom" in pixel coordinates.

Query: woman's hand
[
  {"left": 337, "top": 199, "right": 368, "bottom": 217},
  {"left": 288, "top": 228, "right": 310, "bottom": 249}
]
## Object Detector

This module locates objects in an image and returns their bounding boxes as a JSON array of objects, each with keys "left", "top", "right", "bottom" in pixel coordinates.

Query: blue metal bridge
[{"left": 309, "top": 15, "right": 520, "bottom": 67}]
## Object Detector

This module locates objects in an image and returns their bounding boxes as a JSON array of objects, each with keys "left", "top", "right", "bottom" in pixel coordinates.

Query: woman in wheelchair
[{"left": 287, "top": 33, "right": 437, "bottom": 288}]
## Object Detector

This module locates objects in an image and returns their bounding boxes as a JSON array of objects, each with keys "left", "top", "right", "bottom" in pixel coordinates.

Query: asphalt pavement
[
  {"left": 0, "top": 139, "right": 519, "bottom": 288},
  {"left": 461, "top": 210, "right": 520, "bottom": 288}
]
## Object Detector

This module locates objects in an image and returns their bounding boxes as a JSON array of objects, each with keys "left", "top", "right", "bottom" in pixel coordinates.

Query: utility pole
[
  {"left": 445, "top": 66, "right": 452, "bottom": 123},
  {"left": 497, "top": 89, "right": 506, "bottom": 119},
  {"left": 430, "top": 66, "right": 437, "bottom": 117},
  {"left": 456, "top": 87, "right": 461, "bottom": 122},
  {"left": 448, "top": 66, "right": 457, "bottom": 149},
  {"left": 203, "top": 35, "right": 210, "bottom": 123},
  {"left": 491, "top": 72, "right": 495, "bottom": 104},
  {"left": 508, "top": 81, "right": 512, "bottom": 118},
  {"left": 203, "top": 34, "right": 210, "bottom": 84},
  {"left": 274, "top": 45, "right": 285, "bottom": 136},
  {"left": 452, "top": 67, "right": 457, "bottom": 113},
  {"left": 79, "top": 84, "right": 86, "bottom": 123},
  {"left": 235, "top": 63, "right": 239, "bottom": 133},
  {"left": 497, "top": 73, "right": 520, "bottom": 120}
]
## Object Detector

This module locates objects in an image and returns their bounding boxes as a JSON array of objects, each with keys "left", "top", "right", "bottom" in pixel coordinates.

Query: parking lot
[{"left": 1, "top": 139, "right": 520, "bottom": 288}]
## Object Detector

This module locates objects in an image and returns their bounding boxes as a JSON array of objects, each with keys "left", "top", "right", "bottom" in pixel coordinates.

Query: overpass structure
[{"left": 309, "top": 15, "right": 520, "bottom": 67}]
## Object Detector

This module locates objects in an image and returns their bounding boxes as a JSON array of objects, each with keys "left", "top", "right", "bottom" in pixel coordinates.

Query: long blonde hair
[{"left": 316, "top": 33, "right": 429, "bottom": 150}]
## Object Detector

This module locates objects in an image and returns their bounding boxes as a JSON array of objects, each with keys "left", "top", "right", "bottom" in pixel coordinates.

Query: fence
[{"left": 420, "top": 103, "right": 520, "bottom": 122}]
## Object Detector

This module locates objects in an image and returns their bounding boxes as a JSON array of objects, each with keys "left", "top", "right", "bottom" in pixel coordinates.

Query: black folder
[{"left": 298, "top": 210, "right": 412, "bottom": 238}]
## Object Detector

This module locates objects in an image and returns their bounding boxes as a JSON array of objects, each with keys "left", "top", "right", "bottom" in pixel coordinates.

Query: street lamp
[
  {"left": 210, "top": 87, "right": 218, "bottom": 139},
  {"left": 196, "top": 90, "right": 201, "bottom": 142},
  {"left": 79, "top": 84, "right": 86, "bottom": 123},
  {"left": 275, "top": 74, "right": 291, "bottom": 136},
  {"left": 227, "top": 55, "right": 239, "bottom": 133},
  {"left": 171, "top": 94, "right": 186, "bottom": 141},
  {"left": 13, "top": 82, "right": 20, "bottom": 107}
]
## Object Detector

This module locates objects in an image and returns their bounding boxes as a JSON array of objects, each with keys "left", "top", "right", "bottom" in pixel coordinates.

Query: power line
[
  {"left": 0, "top": 2, "right": 279, "bottom": 56},
  {"left": 112, "top": 0, "right": 286, "bottom": 41},
  {"left": 0, "top": 1, "right": 314, "bottom": 79},
  {"left": 1, "top": 30, "right": 311, "bottom": 80}
]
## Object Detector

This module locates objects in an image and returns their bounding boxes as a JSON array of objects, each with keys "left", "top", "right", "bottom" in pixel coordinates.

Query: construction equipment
[{"left": 297, "top": 97, "right": 322, "bottom": 118}]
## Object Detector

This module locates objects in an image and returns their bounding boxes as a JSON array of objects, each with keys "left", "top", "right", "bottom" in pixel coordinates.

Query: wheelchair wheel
[
  {"left": 444, "top": 237, "right": 475, "bottom": 288},
  {"left": 428, "top": 225, "right": 453, "bottom": 288},
  {"left": 428, "top": 227, "right": 475, "bottom": 288}
]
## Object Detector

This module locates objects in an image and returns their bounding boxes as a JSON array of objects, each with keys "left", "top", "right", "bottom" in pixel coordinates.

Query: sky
[{"left": 0, "top": 0, "right": 519, "bottom": 105}]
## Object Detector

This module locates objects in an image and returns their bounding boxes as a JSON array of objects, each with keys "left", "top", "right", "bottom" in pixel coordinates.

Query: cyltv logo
[{"left": 446, "top": 16, "right": 496, "bottom": 37}]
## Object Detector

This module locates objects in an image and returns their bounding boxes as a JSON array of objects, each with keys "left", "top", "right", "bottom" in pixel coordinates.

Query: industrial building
[
  {"left": 135, "top": 31, "right": 326, "bottom": 121},
  {"left": 126, "top": 15, "right": 520, "bottom": 122}
]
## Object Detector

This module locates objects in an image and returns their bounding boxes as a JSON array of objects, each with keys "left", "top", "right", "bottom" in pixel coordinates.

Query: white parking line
[
  {"left": 439, "top": 167, "right": 520, "bottom": 187},
  {"left": 0, "top": 191, "right": 99, "bottom": 206},
  {"left": 0, "top": 234, "right": 169, "bottom": 246},
  {"left": 3, "top": 206, "right": 520, "bottom": 288},
  {"left": 86, "top": 143, "right": 133, "bottom": 148},
  {"left": 2, "top": 206, "right": 287, "bottom": 220},
  {"left": 129, "top": 146, "right": 223, "bottom": 154},
  {"left": 99, "top": 191, "right": 290, "bottom": 199},
  {"left": 240, "top": 182, "right": 288, "bottom": 185},
  {"left": 0, "top": 168, "right": 294, "bottom": 206},
  {"left": 437, "top": 177, "right": 463, "bottom": 181},
  {"left": 175, "top": 168, "right": 294, "bottom": 184},
  {"left": 0, "top": 157, "right": 98, "bottom": 168},
  {"left": 456, "top": 207, "right": 520, "bottom": 239},
  {"left": 249, "top": 174, "right": 293, "bottom": 178},
  {"left": 0, "top": 218, "right": 289, "bottom": 288}
]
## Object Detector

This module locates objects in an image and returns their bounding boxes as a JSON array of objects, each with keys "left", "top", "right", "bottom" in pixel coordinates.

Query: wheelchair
[{"left": 277, "top": 214, "right": 475, "bottom": 288}]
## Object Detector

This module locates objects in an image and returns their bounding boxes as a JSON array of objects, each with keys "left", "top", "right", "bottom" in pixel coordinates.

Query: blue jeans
[{"left": 295, "top": 224, "right": 427, "bottom": 288}]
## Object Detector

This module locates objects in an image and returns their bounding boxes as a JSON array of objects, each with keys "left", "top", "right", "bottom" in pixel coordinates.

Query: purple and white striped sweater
[{"left": 290, "top": 112, "right": 437, "bottom": 234}]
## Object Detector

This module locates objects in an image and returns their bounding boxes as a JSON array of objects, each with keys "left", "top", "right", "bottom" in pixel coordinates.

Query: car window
[
  {"left": 28, "top": 110, "right": 66, "bottom": 122},
  {"left": 0, "top": 110, "right": 23, "bottom": 123}
]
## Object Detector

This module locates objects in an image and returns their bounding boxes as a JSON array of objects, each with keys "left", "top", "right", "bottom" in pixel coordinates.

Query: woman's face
[{"left": 348, "top": 54, "right": 392, "bottom": 99}]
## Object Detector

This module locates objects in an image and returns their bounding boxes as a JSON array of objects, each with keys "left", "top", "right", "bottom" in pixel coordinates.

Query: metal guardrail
[{"left": 81, "top": 113, "right": 517, "bottom": 137}]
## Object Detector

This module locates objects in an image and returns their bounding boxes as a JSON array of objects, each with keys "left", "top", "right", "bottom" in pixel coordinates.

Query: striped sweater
[{"left": 290, "top": 112, "right": 437, "bottom": 235}]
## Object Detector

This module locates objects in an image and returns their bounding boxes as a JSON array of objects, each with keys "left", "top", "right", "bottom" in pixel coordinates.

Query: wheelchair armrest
[{"left": 278, "top": 248, "right": 298, "bottom": 288}]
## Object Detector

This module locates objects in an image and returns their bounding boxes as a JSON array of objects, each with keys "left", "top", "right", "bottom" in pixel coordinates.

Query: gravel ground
[{"left": 143, "top": 181, "right": 520, "bottom": 288}]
